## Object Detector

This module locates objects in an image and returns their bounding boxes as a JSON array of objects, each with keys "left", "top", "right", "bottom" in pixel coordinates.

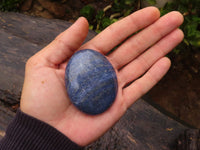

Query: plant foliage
[
  {"left": 160, "top": 0, "right": 200, "bottom": 52},
  {"left": 0, "top": 0, "right": 23, "bottom": 11},
  {"left": 80, "top": 0, "right": 140, "bottom": 32},
  {"left": 80, "top": 0, "right": 200, "bottom": 53}
]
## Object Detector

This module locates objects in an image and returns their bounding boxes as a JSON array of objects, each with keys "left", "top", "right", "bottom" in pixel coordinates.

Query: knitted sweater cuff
[{"left": 0, "top": 109, "right": 83, "bottom": 150}]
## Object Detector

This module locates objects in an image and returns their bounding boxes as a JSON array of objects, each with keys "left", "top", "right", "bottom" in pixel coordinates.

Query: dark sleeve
[{"left": 0, "top": 109, "right": 83, "bottom": 150}]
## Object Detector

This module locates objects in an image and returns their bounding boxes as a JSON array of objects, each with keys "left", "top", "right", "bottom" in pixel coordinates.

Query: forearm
[{"left": 0, "top": 109, "right": 82, "bottom": 150}]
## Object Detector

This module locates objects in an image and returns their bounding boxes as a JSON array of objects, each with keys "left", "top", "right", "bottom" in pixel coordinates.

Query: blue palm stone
[{"left": 65, "top": 49, "right": 118, "bottom": 115}]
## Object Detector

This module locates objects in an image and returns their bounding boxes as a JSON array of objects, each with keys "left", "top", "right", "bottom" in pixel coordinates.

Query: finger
[
  {"left": 118, "top": 28, "right": 184, "bottom": 87},
  {"left": 81, "top": 7, "right": 160, "bottom": 53},
  {"left": 123, "top": 57, "right": 171, "bottom": 107},
  {"left": 39, "top": 17, "right": 89, "bottom": 66},
  {"left": 109, "top": 11, "right": 184, "bottom": 69}
]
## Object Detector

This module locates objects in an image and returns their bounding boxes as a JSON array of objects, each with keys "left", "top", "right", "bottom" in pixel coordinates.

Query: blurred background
[{"left": 0, "top": 0, "right": 199, "bottom": 128}]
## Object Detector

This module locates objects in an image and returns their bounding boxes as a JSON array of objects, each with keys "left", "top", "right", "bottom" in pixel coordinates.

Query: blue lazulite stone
[{"left": 65, "top": 49, "right": 118, "bottom": 115}]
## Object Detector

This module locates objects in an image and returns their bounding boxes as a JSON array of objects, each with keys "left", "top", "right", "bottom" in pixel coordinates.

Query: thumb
[{"left": 39, "top": 17, "right": 89, "bottom": 66}]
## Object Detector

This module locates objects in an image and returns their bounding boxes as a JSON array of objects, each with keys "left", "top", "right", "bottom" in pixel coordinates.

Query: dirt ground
[
  {"left": 149, "top": 51, "right": 200, "bottom": 128},
  {"left": 19, "top": 0, "right": 200, "bottom": 128}
]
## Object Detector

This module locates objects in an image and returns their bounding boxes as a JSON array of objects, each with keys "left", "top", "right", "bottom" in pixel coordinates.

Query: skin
[{"left": 20, "top": 7, "right": 184, "bottom": 146}]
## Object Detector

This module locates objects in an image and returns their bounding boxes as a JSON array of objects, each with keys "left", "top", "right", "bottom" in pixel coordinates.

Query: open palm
[{"left": 20, "top": 7, "right": 184, "bottom": 146}]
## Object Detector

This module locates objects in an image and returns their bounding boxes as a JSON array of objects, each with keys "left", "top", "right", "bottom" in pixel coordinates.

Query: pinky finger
[{"left": 123, "top": 57, "right": 171, "bottom": 108}]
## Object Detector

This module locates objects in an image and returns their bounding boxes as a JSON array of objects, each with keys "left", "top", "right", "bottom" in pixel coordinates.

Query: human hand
[{"left": 20, "top": 7, "right": 184, "bottom": 146}]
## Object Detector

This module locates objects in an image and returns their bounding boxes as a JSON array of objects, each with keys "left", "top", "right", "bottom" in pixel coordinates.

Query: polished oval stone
[{"left": 65, "top": 49, "right": 118, "bottom": 115}]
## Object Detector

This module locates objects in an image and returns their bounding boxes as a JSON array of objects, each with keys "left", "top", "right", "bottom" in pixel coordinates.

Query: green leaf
[
  {"left": 192, "top": 16, "right": 200, "bottom": 23},
  {"left": 173, "top": 48, "right": 181, "bottom": 54},
  {"left": 96, "top": 10, "right": 104, "bottom": 21},
  {"left": 89, "top": 25, "right": 94, "bottom": 30},
  {"left": 124, "top": 0, "right": 133, "bottom": 5},
  {"left": 183, "top": 39, "right": 190, "bottom": 46},
  {"left": 101, "top": 17, "right": 112, "bottom": 29},
  {"left": 160, "top": 8, "right": 170, "bottom": 16},
  {"left": 111, "top": 18, "right": 118, "bottom": 24},
  {"left": 124, "top": 9, "right": 132, "bottom": 17},
  {"left": 146, "top": 0, "right": 156, "bottom": 5},
  {"left": 80, "top": 5, "right": 95, "bottom": 21},
  {"left": 189, "top": 39, "right": 200, "bottom": 47},
  {"left": 184, "top": 22, "right": 199, "bottom": 39},
  {"left": 114, "top": 0, "right": 119, "bottom": 5},
  {"left": 95, "top": 29, "right": 101, "bottom": 33}
]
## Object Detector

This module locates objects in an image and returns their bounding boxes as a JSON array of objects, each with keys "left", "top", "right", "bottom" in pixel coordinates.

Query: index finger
[{"left": 81, "top": 7, "right": 160, "bottom": 54}]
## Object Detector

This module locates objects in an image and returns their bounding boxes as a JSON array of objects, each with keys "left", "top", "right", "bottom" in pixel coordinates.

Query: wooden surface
[
  {"left": 0, "top": 12, "right": 194, "bottom": 149},
  {"left": 176, "top": 129, "right": 200, "bottom": 150}
]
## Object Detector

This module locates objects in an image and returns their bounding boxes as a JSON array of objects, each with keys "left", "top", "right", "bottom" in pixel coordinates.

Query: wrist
[{"left": 0, "top": 109, "right": 83, "bottom": 150}]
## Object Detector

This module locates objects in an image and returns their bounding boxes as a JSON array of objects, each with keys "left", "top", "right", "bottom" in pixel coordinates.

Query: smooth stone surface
[{"left": 65, "top": 49, "right": 118, "bottom": 115}]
